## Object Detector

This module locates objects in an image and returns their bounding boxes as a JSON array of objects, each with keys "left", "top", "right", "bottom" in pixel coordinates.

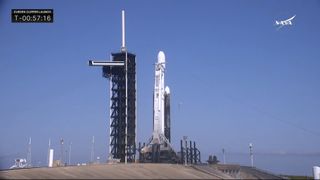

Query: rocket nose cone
[
  {"left": 165, "top": 86, "right": 170, "bottom": 94},
  {"left": 157, "top": 51, "right": 166, "bottom": 64}
]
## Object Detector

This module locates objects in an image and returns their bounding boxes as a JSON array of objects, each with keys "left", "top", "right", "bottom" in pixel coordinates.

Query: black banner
[{"left": 12, "top": 9, "right": 54, "bottom": 23}]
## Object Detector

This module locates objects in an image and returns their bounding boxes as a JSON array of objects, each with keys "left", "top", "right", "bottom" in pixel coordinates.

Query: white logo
[{"left": 275, "top": 15, "right": 296, "bottom": 30}]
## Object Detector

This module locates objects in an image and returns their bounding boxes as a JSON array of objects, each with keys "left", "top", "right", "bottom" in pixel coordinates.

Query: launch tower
[{"left": 88, "top": 10, "right": 136, "bottom": 163}]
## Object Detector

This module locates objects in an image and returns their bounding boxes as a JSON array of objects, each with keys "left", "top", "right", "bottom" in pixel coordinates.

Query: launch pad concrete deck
[
  {"left": 0, "top": 163, "right": 283, "bottom": 179},
  {"left": 0, "top": 164, "right": 223, "bottom": 179}
]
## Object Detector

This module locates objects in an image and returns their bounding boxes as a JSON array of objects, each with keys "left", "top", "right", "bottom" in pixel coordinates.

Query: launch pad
[
  {"left": 139, "top": 143, "right": 178, "bottom": 163},
  {"left": 88, "top": 10, "right": 201, "bottom": 165}
]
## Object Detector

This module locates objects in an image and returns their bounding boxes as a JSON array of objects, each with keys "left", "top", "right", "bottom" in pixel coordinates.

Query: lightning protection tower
[{"left": 27, "top": 137, "right": 32, "bottom": 167}]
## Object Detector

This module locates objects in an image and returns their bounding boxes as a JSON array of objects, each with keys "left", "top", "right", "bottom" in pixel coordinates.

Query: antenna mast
[
  {"left": 122, "top": 9, "right": 128, "bottom": 164},
  {"left": 121, "top": 10, "right": 126, "bottom": 52}
]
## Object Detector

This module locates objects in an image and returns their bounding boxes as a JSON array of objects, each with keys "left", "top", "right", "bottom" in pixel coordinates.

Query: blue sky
[{"left": 1, "top": 0, "right": 320, "bottom": 172}]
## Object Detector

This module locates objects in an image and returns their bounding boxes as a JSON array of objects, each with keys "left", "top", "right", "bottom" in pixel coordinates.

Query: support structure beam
[{"left": 89, "top": 61, "right": 124, "bottom": 66}]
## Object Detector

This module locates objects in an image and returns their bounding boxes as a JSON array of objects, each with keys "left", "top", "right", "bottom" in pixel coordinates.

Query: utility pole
[
  {"left": 222, "top": 148, "right": 226, "bottom": 164},
  {"left": 47, "top": 138, "right": 51, "bottom": 166},
  {"left": 60, "top": 138, "right": 64, "bottom": 166},
  {"left": 65, "top": 149, "right": 68, "bottom": 166},
  {"left": 90, "top": 136, "right": 95, "bottom": 163},
  {"left": 27, "top": 137, "right": 32, "bottom": 167},
  {"left": 249, "top": 143, "right": 253, "bottom": 167},
  {"left": 69, "top": 141, "right": 72, "bottom": 165}
]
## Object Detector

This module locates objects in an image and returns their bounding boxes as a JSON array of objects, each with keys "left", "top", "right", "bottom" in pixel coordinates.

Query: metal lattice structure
[
  {"left": 180, "top": 140, "right": 201, "bottom": 164},
  {"left": 89, "top": 11, "right": 136, "bottom": 163},
  {"left": 103, "top": 52, "right": 136, "bottom": 162}
]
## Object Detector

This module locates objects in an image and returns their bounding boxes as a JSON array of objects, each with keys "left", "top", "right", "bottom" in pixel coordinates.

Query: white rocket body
[
  {"left": 140, "top": 50, "right": 171, "bottom": 154},
  {"left": 153, "top": 51, "right": 166, "bottom": 138}
]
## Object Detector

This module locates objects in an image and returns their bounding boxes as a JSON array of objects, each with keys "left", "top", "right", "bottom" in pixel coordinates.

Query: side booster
[{"left": 164, "top": 86, "right": 170, "bottom": 143}]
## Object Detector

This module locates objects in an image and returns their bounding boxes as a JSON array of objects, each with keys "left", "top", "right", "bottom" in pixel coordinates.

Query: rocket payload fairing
[{"left": 152, "top": 51, "right": 170, "bottom": 143}]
